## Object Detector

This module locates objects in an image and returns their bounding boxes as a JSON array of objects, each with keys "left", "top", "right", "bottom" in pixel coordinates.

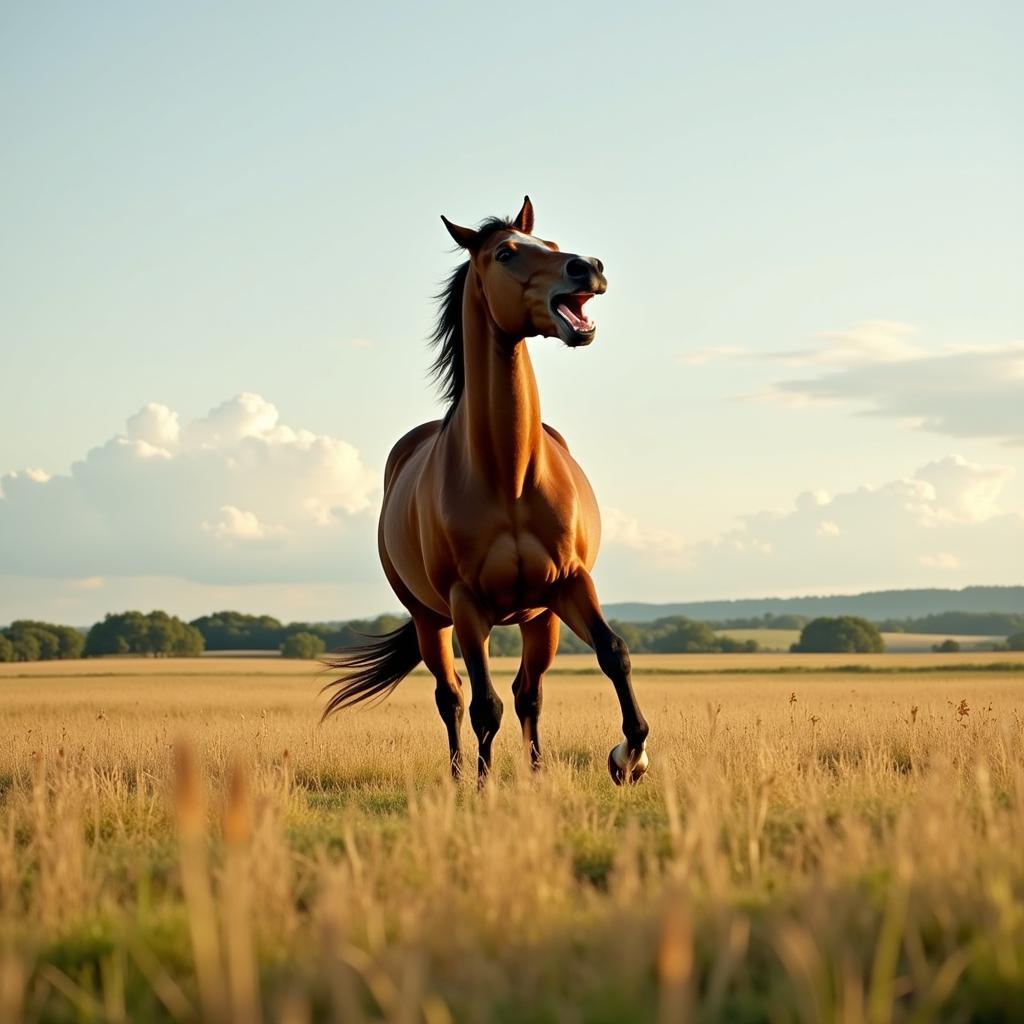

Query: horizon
[{"left": 7, "top": 582, "right": 1024, "bottom": 632}]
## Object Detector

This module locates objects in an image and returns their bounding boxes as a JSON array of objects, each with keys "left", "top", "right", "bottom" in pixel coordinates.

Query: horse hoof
[{"left": 608, "top": 741, "right": 650, "bottom": 786}]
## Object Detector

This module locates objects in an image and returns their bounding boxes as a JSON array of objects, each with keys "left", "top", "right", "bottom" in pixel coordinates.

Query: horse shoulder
[
  {"left": 383, "top": 420, "right": 443, "bottom": 491},
  {"left": 542, "top": 422, "right": 570, "bottom": 452},
  {"left": 540, "top": 430, "right": 601, "bottom": 565}
]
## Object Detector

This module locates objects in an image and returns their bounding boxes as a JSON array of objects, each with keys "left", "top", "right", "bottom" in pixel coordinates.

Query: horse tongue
[{"left": 558, "top": 303, "right": 585, "bottom": 330}]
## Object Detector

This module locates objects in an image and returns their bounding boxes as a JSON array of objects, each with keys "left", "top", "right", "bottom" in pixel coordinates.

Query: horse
[{"left": 323, "top": 197, "right": 650, "bottom": 786}]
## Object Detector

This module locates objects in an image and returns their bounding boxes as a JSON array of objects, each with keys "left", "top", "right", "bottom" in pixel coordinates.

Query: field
[
  {"left": 716, "top": 629, "right": 1007, "bottom": 653},
  {"left": 2, "top": 653, "right": 1024, "bottom": 1022}
]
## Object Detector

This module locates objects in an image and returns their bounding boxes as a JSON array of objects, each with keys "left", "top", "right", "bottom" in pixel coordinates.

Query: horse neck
[{"left": 457, "top": 270, "right": 543, "bottom": 498}]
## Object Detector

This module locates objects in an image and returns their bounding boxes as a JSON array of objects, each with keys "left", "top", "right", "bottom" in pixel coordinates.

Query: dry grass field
[{"left": 2, "top": 653, "right": 1024, "bottom": 1022}]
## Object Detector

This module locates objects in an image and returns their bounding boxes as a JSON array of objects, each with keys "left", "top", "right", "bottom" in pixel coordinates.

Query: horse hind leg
[
  {"left": 513, "top": 611, "right": 559, "bottom": 771},
  {"left": 414, "top": 618, "right": 465, "bottom": 780}
]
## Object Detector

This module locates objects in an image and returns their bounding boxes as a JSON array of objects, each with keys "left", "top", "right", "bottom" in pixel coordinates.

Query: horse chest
[{"left": 445, "top": 499, "right": 577, "bottom": 612}]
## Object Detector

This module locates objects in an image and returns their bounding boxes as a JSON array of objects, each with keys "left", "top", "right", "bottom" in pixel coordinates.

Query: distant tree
[
  {"left": 488, "top": 627, "right": 522, "bottom": 657},
  {"left": 717, "top": 636, "right": 760, "bottom": 654},
  {"left": 191, "top": 611, "right": 285, "bottom": 651},
  {"left": 878, "top": 611, "right": 1024, "bottom": 636},
  {"left": 282, "top": 632, "right": 326, "bottom": 659},
  {"left": 792, "top": 616, "right": 885, "bottom": 654},
  {"left": 932, "top": 638, "right": 961, "bottom": 653},
  {"left": 650, "top": 618, "right": 719, "bottom": 653},
  {"left": 54, "top": 625, "right": 85, "bottom": 659},
  {"left": 6, "top": 622, "right": 59, "bottom": 660},
  {"left": 10, "top": 632, "right": 41, "bottom": 661},
  {"left": 2, "top": 621, "right": 84, "bottom": 662},
  {"left": 557, "top": 629, "right": 590, "bottom": 654},
  {"left": 1007, "top": 631, "right": 1024, "bottom": 651},
  {"left": 0, "top": 635, "right": 14, "bottom": 662},
  {"left": 85, "top": 611, "right": 204, "bottom": 657},
  {"left": 710, "top": 613, "right": 808, "bottom": 631}
]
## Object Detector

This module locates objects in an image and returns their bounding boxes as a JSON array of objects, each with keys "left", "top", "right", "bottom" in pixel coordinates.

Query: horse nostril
[
  {"left": 566, "top": 257, "right": 593, "bottom": 281},
  {"left": 593, "top": 258, "right": 604, "bottom": 274}
]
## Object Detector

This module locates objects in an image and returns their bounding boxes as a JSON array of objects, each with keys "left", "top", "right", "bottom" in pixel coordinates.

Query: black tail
[{"left": 320, "top": 619, "right": 422, "bottom": 719}]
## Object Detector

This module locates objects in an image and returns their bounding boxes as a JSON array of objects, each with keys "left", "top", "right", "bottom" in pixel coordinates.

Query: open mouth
[{"left": 552, "top": 293, "right": 597, "bottom": 343}]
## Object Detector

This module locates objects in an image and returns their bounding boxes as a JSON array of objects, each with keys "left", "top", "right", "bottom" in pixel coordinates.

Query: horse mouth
[{"left": 552, "top": 293, "right": 597, "bottom": 346}]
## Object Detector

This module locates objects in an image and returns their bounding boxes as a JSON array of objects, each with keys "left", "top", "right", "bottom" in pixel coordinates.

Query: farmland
[{"left": 2, "top": 653, "right": 1024, "bottom": 1022}]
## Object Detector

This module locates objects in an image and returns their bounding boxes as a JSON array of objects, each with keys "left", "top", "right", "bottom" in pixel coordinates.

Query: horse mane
[{"left": 428, "top": 215, "right": 513, "bottom": 425}]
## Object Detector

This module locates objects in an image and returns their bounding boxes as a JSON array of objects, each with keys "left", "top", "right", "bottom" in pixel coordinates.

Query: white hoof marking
[{"left": 611, "top": 739, "right": 649, "bottom": 773}]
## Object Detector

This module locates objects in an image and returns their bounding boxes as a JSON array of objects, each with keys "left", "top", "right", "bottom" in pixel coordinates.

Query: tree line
[
  {"left": 0, "top": 609, "right": 758, "bottom": 661},
  {"left": 84, "top": 611, "right": 204, "bottom": 657},
  {"left": 3, "top": 609, "right": 1022, "bottom": 663},
  {"left": 0, "top": 621, "right": 85, "bottom": 662},
  {"left": 875, "top": 611, "right": 1024, "bottom": 636},
  {"left": 193, "top": 610, "right": 760, "bottom": 658}
]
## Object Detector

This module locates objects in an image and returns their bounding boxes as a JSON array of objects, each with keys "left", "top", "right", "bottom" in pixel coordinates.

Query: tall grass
[{"left": 1, "top": 660, "right": 1023, "bottom": 1021}]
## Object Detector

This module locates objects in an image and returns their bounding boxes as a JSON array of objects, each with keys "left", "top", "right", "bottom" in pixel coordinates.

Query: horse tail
[{"left": 320, "top": 619, "right": 422, "bottom": 718}]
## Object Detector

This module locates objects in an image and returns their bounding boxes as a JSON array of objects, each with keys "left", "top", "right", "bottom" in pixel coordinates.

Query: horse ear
[
  {"left": 512, "top": 195, "right": 534, "bottom": 234},
  {"left": 441, "top": 215, "right": 479, "bottom": 250}
]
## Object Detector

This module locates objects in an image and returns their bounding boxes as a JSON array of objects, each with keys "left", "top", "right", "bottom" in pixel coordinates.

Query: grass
[{"left": 2, "top": 653, "right": 1024, "bottom": 1022}]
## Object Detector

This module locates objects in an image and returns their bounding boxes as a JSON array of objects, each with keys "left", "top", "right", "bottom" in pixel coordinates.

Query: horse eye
[{"left": 495, "top": 248, "right": 513, "bottom": 263}]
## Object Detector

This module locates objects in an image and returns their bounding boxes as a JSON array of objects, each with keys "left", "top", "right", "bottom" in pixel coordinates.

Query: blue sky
[{"left": 2, "top": 2, "right": 1022, "bottom": 623}]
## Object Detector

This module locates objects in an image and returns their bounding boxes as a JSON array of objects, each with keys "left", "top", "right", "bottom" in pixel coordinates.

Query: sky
[{"left": 2, "top": 1, "right": 1022, "bottom": 625}]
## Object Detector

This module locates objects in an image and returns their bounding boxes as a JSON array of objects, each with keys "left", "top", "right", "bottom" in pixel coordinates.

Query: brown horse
[{"left": 324, "top": 197, "right": 649, "bottom": 785}]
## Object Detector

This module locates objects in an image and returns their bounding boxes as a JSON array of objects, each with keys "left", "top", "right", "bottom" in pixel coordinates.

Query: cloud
[
  {"left": 679, "top": 321, "right": 1024, "bottom": 447},
  {"left": 126, "top": 402, "right": 180, "bottom": 448},
  {"left": 677, "top": 455, "right": 1022, "bottom": 595},
  {"left": 603, "top": 507, "right": 684, "bottom": 554},
  {"left": 0, "top": 393, "right": 380, "bottom": 585},
  {"left": 767, "top": 320, "right": 925, "bottom": 366},
  {"left": 676, "top": 345, "right": 751, "bottom": 366},
  {"left": 913, "top": 455, "right": 1013, "bottom": 524},
  {"left": 4, "top": 392, "right": 1021, "bottom": 618},
  {"left": 204, "top": 506, "right": 287, "bottom": 544},
  {"left": 755, "top": 323, "right": 1024, "bottom": 445},
  {"left": 69, "top": 576, "right": 105, "bottom": 591},
  {"left": 919, "top": 553, "right": 960, "bottom": 570}
]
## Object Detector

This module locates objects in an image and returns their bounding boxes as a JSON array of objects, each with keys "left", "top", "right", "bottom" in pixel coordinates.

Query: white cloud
[
  {"left": 676, "top": 345, "right": 750, "bottom": 366},
  {"left": 183, "top": 392, "right": 281, "bottom": 449},
  {"left": 603, "top": 507, "right": 684, "bottom": 554},
  {"left": 0, "top": 394, "right": 379, "bottom": 585},
  {"left": 126, "top": 402, "right": 180, "bottom": 449},
  {"left": 205, "top": 506, "right": 286, "bottom": 544},
  {"left": 756, "top": 325, "right": 1024, "bottom": 446},
  {"left": 767, "top": 320, "right": 924, "bottom": 366},
  {"left": 686, "top": 322, "right": 1023, "bottom": 447},
  {"left": 675, "top": 455, "right": 1022, "bottom": 594},
  {"left": 69, "top": 576, "right": 105, "bottom": 591},
  {"left": 919, "top": 553, "right": 960, "bottom": 570},
  {"left": 913, "top": 455, "right": 1012, "bottom": 524}
]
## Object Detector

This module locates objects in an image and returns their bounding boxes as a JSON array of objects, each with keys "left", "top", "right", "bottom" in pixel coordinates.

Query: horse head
[{"left": 441, "top": 197, "right": 607, "bottom": 348}]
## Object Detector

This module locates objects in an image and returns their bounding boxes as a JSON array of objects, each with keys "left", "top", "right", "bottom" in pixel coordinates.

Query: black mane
[{"left": 428, "top": 216, "right": 513, "bottom": 424}]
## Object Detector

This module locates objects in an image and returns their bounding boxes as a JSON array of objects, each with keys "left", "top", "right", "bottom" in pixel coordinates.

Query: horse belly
[{"left": 379, "top": 463, "right": 451, "bottom": 618}]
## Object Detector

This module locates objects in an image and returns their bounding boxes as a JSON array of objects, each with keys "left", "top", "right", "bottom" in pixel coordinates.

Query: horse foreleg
[
  {"left": 552, "top": 571, "right": 650, "bottom": 785},
  {"left": 514, "top": 611, "right": 559, "bottom": 771},
  {"left": 414, "top": 619, "right": 465, "bottom": 779},
  {"left": 450, "top": 584, "right": 502, "bottom": 782}
]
